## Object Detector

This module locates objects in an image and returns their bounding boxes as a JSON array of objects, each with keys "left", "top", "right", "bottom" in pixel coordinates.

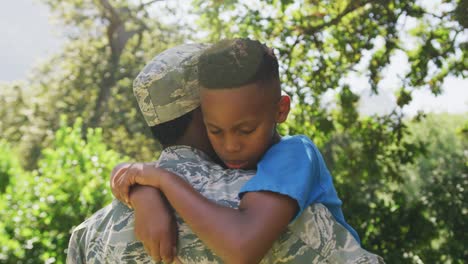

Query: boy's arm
[
  {"left": 116, "top": 166, "right": 298, "bottom": 264},
  {"left": 110, "top": 163, "right": 177, "bottom": 263},
  {"left": 129, "top": 186, "right": 177, "bottom": 263}
]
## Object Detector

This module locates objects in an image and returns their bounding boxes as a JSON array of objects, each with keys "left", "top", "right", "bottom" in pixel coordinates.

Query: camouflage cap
[{"left": 133, "top": 43, "right": 211, "bottom": 126}]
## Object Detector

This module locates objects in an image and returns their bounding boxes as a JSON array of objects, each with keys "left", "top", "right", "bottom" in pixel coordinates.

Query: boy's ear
[{"left": 276, "top": 95, "right": 291, "bottom": 123}]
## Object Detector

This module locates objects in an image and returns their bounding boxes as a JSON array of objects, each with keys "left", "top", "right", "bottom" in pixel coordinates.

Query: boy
[
  {"left": 197, "top": 38, "right": 358, "bottom": 238},
  {"left": 113, "top": 39, "right": 379, "bottom": 263}
]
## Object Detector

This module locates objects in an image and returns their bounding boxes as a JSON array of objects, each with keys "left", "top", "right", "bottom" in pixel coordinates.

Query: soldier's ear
[{"left": 276, "top": 95, "right": 290, "bottom": 123}]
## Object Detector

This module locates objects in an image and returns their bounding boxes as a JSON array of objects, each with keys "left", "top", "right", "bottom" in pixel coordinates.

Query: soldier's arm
[{"left": 115, "top": 165, "right": 298, "bottom": 264}]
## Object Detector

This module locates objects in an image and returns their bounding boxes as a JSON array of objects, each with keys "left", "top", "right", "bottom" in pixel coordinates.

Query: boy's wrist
[
  {"left": 139, "top": 164, "right": 167, "bottom": 189},
  {"left": 129, "top": 185, "right": 162, "bottom": 209},
  {"left": 153, "top": 167, "right": 172, "bottom": 192}
]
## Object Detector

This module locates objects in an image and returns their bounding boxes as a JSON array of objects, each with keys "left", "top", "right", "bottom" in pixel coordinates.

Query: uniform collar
[{"left": 161, "top": 145, "right": 215, "bottom": 163}]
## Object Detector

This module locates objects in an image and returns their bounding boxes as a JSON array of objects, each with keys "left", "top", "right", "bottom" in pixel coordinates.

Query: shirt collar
[{"left": 160, "top": 145, "right": 215, "bottom": 164}]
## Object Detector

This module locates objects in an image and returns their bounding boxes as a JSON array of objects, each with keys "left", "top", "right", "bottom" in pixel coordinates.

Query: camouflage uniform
[
  {"left": 67, "top": 146, "right": 384, "bottom": 263},
  {"left": 67, "top": 43, "right": 385, "bottom": 263}
]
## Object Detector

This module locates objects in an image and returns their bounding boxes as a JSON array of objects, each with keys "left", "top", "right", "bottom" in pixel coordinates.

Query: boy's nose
[{"left": 224, "top": 136, "right": 241, "bottom": 153}]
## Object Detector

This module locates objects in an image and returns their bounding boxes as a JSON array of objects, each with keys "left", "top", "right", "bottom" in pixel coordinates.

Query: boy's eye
[
  {"left": 239, "top": 128, "right": 255, "bottom": 135},
  {"left": 209, "top": 129, "right": 221, "bottom": 135}
]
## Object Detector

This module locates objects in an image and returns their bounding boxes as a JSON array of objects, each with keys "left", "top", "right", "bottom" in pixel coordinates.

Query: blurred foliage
[
  {"left": 0, "top": 118, "right": 124, "bottom": 263},
  {"left": 0, "top": 141, "right": 22, "bottom": 194},
  {"left": 0, "top": 0, "right": 466, "bottom": 263},
  {"left": 0, "top": 0, "right": 192, "bottom": 169},
  {"left": 401, "top": 114, "right": 467, "bottom": 262}
]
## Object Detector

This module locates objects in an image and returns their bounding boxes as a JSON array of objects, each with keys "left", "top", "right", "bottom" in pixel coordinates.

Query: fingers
[
  {"left": 110, "top": 163, "right": 128, "bottom": 197},
  {"left": 160, "top": 235, "right": 175, "bottom": 263},
  {"left": 173, "top": 256, "right": 183, "bottom": 264},
  {"left": 161, "top": 220, "right": 178, "bottom": 263},
  {"left": 111, "top": 166, "right": 128, "bottom": 202},
  {"left": 169, "top": 222, "right": 178, "bottom": 262},
  {"left": 145, "top": 244, "right": 161, "bottom": 263},
  {"left": 111, "top": 163, "right": 138, "bottom": 206},
  {"left": 139, "top": 228, "right": 176, "bottom": 263},
  {"left": 118, "top": 163, "right": 136, "bottom": 205}
]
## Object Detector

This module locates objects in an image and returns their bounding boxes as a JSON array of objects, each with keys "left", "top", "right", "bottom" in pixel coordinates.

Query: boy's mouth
[{"left": 224, "top": 160, "right": 248, "bottom": 169}]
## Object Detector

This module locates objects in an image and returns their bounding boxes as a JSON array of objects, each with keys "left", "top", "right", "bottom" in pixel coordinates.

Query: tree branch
[
  {"left": 88, "top": 0, "right": 140, "bottom": 128},
  {"left": 98, "top": 0, "right": 122, "bottom": 24},
  {"left": 300, "top": 1, "right": 367, "bottom": 35},
  {"left": 140, "top": 0, "right": 165, "bottom": 8}
]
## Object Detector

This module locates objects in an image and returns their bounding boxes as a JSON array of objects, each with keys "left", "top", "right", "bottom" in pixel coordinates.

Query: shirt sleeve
[
  {"left": 66, "top": 225, "right": 87, "bottom": 264},
  {"left": 239, "top": 135, "right": 326, "bottom": 221}
]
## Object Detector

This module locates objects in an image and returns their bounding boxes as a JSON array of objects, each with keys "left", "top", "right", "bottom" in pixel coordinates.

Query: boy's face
[{"left": 200, "top": 82, "right": 289, "bottom": 170}]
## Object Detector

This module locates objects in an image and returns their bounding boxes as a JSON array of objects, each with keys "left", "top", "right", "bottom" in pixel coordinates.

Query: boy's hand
[
  {"left": 110, "top": 162, "right": 139, "bottom": 205},
  {"left": 110, "top": 162, "right": 133, "bottom": 203},
  {"left": 131, "top": 186, "right": 178, "bottom": 263},
  {"left": 112, "top": 162, "right": 163, "bottom": 205}
]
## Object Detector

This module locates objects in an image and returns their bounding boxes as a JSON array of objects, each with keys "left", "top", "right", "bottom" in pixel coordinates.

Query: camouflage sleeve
[{"left": 66, "top": 224, "right": 87, "bottom": 264}]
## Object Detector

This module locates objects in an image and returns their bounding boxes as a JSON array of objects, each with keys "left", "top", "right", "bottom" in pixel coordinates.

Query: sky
[
  {"left": 0, "top": 0, "right": 62, "bottom": 81},
  {"left": 0, "top": 0, "right": 466, "bottom": 116}
]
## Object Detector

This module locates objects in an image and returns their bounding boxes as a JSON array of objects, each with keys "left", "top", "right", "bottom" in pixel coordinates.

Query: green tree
[
  {"left": 403, "top": 114, "right": 467, "bottom": 262},
  {"left": 0, "top": 118, "right": 124, "bottom": 263}
]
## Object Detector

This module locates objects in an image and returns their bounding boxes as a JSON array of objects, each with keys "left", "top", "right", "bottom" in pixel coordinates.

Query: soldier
[{"left": 67, "top": 43, "right": 384, "bottom": 263}]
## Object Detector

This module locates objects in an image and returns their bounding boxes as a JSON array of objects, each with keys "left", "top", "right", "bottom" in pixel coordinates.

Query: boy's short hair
[{"left": 198, "top": 38, "right": 280, "bottom": 90}]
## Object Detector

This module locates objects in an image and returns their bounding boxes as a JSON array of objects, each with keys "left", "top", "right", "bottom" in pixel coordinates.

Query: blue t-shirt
[{"left": 239, "top": 135, "right": 360, "bottom": 243}]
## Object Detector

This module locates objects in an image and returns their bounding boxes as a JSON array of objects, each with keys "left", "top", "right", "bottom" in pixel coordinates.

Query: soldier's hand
[{"left": 132, "top": 186, "right": 178, "bottom": 263}]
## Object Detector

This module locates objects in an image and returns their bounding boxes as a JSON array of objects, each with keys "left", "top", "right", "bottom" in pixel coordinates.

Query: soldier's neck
[
  {"left": 173, "top": 110, "right": 218, "bottom": 161},
  {"left": 174, "top": 135, "right": 216, "bottom": 160}
]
